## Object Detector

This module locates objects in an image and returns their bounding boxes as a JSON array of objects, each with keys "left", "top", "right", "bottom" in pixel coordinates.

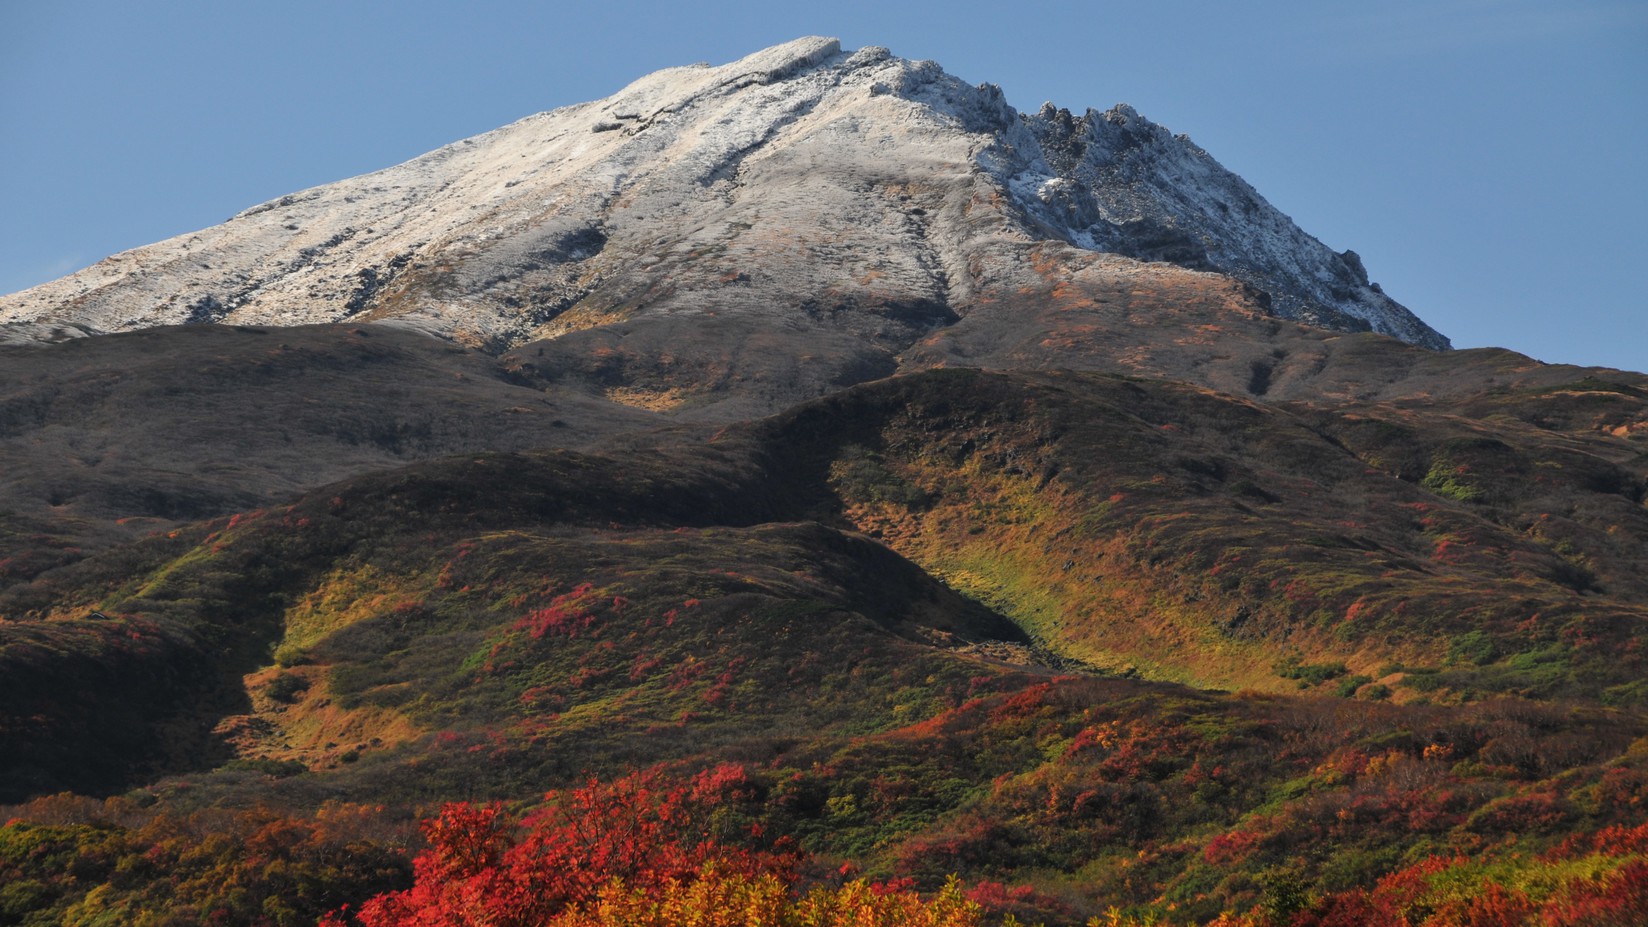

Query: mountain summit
[{"left": 1, "top": 37, "right": 1445, "bottom": 354}]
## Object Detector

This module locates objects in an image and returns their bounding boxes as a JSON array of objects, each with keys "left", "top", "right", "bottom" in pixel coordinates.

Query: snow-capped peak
[{"left": 0, "top": 37, "right": 1447, "bottom": 352}]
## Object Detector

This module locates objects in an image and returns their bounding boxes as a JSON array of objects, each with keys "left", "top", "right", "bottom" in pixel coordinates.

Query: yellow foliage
[
  {"left": 543, "top": 865, "right": 986, "bottom": 927},
  {"left": 1085, "top": 906, "right": 1169, "bottom": 927}
]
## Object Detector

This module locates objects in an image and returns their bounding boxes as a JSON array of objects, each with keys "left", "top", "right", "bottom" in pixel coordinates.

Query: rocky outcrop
[{"left": 1011, "top": 103, "right": 1446, "bottom": 348}]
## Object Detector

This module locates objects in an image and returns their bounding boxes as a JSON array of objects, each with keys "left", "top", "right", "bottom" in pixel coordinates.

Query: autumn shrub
[
  {"left": 327, "top": 765, "right": 1009, "bottom": 927},
  {"left": 338, "top": 766, "right": 795, "bottom": 927},
  {"left": 1292, "top": 824, "right": 1648, "bottom": 927},
  {"left": 541, "top": 868, "right": 987, "bottom": 927},
  {"left": 0, "top": 803, "right": 410, "bottom": 927}
]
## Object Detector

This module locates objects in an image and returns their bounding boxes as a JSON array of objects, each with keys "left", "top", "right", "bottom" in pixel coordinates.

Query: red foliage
[
  {"left": 343, "top": 767, "right": 791, "bottom": 927},
  {"left": 1203, "top": 829, "right": 1262, "bottom": 867},
  {"left": 1297, "top": 826, "right": 1648, "bottom": 927},
  {"left": 988, "top": 684, "right": 1054, "bottom": 723},
  {"left": 963, "top": 880, "right": 1033, "bottom": 906},
  {"left": 1452, "top": 883, "right": 1536, "bottom": 927},
  {"left": 1471, "top": 790, "right": 1569, "bottom": 834},
  {"left": 894, "top": 813, "right": 1020, "bottom": 881},
  {"left": 1555, "top": 823, "right": 1648, "bottom": 859},
  {"left": 629, "top": 652, "right": 665, "bottom": 680},
  {"left": 514, "top": 582, "right": 598, "bottom": 639},
  {"left": 962, "top": 878, "right": 1071, "bottom": 920},
  {"left": 1596, "top": 768, "right": 1648, "bottom": 819},
  {"left": 1544, "top": 860, "right": 1648, "bottom": 926},
  {"left": 221, "top": 508, "right": 266, "bottom": 531}
]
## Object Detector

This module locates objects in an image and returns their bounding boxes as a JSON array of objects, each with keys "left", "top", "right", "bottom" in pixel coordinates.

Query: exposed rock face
[
  {"left": 0, "top": 37, "right": 1448, "bottom": 356},
  {"left": 1014, "top": 103, "right": 1445, "bottom": 348}
]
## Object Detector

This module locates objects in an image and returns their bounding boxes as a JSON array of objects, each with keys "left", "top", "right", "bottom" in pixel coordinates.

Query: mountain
[
  {"left": 2, "top": 37, "right": 1646, "bottom": 927},
  {"left": 1, "top": 37, "right": 1442, "bottom": 358}
]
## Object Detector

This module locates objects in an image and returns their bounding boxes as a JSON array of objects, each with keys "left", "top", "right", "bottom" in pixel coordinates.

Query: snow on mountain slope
[{"left": 0, "top": 37, "right": 1447, "bottom": 352}]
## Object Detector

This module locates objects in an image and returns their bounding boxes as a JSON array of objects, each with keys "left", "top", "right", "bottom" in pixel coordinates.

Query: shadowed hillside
[{"left": 2, "top": 359, "right": 1646, "bottom": 924}]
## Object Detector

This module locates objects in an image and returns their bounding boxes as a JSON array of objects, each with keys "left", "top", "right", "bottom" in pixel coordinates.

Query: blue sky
[{"left": 3, "top": 0, "right": 1645, "bottom": 371}]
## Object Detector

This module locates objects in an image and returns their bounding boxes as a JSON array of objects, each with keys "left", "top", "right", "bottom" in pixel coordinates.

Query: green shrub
[
  {"left": 1446, "top": 630, "right": 1497, "bottom": 666},
  {"left": 266, "top": 672, "right": 310, "bottom": 704},
  {"left": 1276, "top": 656, "right": 1350, "bottom": 687},
  {"left": 828, "top": 446, "right": 931, "bottom": 507},
  {"left": 1421, "top": 458, "right": 1484, "bottom": 503},
  {"left": 1334, "top": 674, "right": 1373, "bottom": 698}
]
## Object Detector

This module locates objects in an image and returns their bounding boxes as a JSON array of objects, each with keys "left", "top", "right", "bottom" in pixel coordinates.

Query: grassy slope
[
  {"left": 751, "top": 369, "right": 1648, "bottom": 700},
  {"left": 2, "top": 364, "right": 1647, "bottom": 923}
]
